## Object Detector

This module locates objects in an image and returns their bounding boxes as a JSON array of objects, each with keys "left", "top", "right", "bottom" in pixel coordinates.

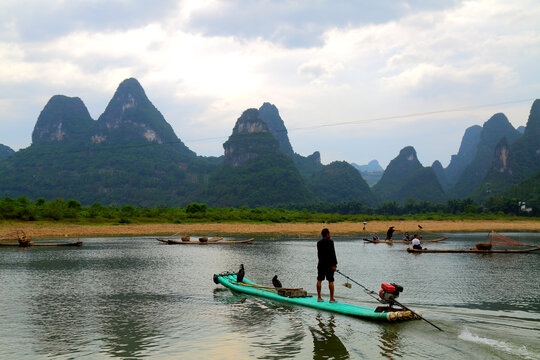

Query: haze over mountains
[{"left": 0, "top": 78, "right": 538, "bottom": 209}]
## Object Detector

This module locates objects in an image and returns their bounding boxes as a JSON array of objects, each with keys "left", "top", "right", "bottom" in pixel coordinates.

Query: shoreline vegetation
[
  {"left": 1, "top": 198, "right": 538, "bottom": 240},
  {"left": 1, "top": 220, "right": 539, "bottom": 240}
]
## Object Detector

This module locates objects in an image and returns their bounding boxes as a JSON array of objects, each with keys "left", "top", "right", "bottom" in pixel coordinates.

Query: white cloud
[{"left": 0, "top": 0, "right": 538, "bottom": 168}]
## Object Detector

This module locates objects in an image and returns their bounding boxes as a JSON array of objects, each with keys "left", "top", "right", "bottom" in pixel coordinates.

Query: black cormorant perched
[
  {"left": 272, "top": 275, "right": 282, "bottom": 289},
  {"left": 237, "top": 264, "right": 245, "bottom": 282}
]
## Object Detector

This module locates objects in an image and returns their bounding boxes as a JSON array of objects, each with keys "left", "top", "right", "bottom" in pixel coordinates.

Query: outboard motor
[{"left": 379, "top": 283, "right": 403, "bottom": 305}]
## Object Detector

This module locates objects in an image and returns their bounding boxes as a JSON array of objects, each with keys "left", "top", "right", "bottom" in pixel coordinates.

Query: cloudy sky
[{"left": 1, "top": 0, "right": 539, "bottom": 167}]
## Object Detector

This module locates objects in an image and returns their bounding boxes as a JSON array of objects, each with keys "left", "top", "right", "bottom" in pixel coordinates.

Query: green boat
[{"left": 213, "top": 271, "right": 420, "bottom": 322}]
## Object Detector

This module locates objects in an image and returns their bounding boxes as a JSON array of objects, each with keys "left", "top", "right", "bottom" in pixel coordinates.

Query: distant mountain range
[
  {"left": 0, "top": 78, "right": 538, "bottom": 209},
  {"left": 351, "top": 160, "right": 384, "bottom": 187},
  {"left": 372, "top": 146, "right": 445, "bottom": 204}
]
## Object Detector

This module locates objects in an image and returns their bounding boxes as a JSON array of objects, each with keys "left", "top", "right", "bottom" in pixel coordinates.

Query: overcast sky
[{"left": 1, "top": 0, "right": 539, "bottom": 167}]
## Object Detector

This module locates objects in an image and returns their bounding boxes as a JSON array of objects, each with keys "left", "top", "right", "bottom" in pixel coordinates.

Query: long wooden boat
[
  {"left": 156, "top": 236, "right": 224, "bottom": 243},
  {"left": 407, "top": 247, "right": 540, "bottom": 254},
  {"left": 213, "top": 271, "right": 420, "bottom": 322},
  {"left": 162, "top": 238, "right": 254, "bottom": 245},
  {"left": 364, "top": 236, "right": 448, "bottom": 244},
  {"left": 0, "top": 241, "right": 83, "bottom": 247}
]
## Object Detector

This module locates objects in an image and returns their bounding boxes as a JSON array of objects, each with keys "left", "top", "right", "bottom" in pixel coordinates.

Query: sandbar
[{"left": 1, "top": 220, "right": 539, "bottom": 239}]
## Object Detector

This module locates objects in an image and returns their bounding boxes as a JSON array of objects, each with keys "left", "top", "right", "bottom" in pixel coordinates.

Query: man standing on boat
[
  {"left": 386, "top": 226, "right": 398, "bottom": 241},
  {"left": 317, "top": 228, "right": 338, "bottom": 303}
]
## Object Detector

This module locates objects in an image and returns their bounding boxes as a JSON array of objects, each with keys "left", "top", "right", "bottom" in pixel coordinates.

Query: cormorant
[
  {"left": 272, "top": 275, "right": 282, "bottom": 289},
  {"left": 237, "top": 264, "right": 245, "bottom": 282}
]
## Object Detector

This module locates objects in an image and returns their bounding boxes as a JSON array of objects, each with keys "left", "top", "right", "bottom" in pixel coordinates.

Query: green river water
[{"left": 1, "top": 232, "right": 539, "bottom": 359}]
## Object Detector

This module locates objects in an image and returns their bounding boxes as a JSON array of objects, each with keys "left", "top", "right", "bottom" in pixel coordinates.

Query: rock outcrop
[
  {"left": 452, "top": 113, "right": 521, "bottom": 198},
  {"left": 258, "top": 102, "right": 294, "bottom": 156},
  {"left": 223, "top": 109, "right": 280, "bottom": 167},
  {"left": 475, "top": 99, "right": 540, "bottom": 198},
  {"left": 444, "top": 125, "right": 482, "bottom": 186}
]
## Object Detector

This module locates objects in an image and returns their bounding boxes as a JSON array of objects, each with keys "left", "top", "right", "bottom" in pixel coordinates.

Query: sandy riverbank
[{"left": 1, "top": 220, "right": 539, "bottom": 239}]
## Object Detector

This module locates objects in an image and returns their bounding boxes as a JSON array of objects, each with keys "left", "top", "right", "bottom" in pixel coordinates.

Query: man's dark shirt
[{"left": 317, "top": 237, "right": 338, "bottom": 269}]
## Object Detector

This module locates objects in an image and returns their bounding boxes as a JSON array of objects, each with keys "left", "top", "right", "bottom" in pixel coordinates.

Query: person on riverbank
[
  {"left": 411, "top": 234, "right": 422, "bottom": 249},
  {"left": 317, "top": 228, "right": 338, "bottom": 303}
]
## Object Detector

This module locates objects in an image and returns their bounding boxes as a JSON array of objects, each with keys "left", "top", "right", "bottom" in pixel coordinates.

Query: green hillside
[
  {"left": 202, "top": 152, "right": 313, "bottom": 207},
  {"left": 307, "top": 161, "right": 376, "bottom": 205}
]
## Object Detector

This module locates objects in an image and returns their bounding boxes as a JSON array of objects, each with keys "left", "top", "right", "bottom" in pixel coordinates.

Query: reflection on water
[
  {"left": 310, "top": 314, "right": 349, "bottom": 360},
  {"left": 213, "top": 288, "right": 305, "bottom": 359},
  {"left": 96, "top": 293, "right": 167, "bottom": 358},
  {"left": 377, "top": 326, "right": 403, "bottom": 359}
]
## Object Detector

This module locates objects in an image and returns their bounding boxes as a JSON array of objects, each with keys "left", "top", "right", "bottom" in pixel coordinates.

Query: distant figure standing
[
  {"left": 403, "top": 232, "right": 410, "bottom": 241},
  {"left": 317, "top": 228, "right": 338, "bottom": 303},
  {"left": 386, "top": 226, "right": 398, "bottom": 241},
  {"left": 411, "top": 234, "right": 422, "bottom": 250}
]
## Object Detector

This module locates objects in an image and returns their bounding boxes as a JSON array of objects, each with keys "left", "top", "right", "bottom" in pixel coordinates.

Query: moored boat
[
  {"left": 213, "top": 271, "right": 420, "bottom": 322},
  {"left": 407, "top": 247, "right": 540, "bottom": 254},
  {"left": 0, "top": 241, "right": 83, "bottom": 247},
  {"left": 162, "top": 238, "right": 254, "bottom": 245},
  {"left": 364, "top": 236, "right": 448, "bottom": 244}
]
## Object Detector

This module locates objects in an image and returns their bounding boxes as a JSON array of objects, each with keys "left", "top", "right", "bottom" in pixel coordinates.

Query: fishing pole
[
  {"left": 336, "top": 270, "right": 444, "bottom": 332},
  {"left": 336, "top": 270, "right": 380, "bottom": 302},
  {"left": 391, "top": 299, "right": 444, "bottom": 332}
]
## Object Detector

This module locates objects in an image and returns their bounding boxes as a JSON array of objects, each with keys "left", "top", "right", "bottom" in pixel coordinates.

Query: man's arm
[{"left": 331, "top": 241, "right": 338, "bottom": 270}]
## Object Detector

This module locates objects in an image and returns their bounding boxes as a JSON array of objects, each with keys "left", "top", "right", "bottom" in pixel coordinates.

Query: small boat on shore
[
  {"left": 160, "top": 238, "right": 254, "bottom": 245},
  {"left": 213, "top": 271, "right": 420, "bottom": 322},
  {"left": 364, "top": 236, "right": 448, "bottom": 244}
]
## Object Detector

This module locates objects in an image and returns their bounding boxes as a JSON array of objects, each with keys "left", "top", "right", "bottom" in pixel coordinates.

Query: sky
[{"left": 1, "top": 0, "right": 539, "bottom": 168}]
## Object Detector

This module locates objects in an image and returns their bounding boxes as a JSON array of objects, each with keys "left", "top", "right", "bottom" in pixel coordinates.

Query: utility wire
[{"left": 7, "top": 98, "right": 536, "bottom": 156}]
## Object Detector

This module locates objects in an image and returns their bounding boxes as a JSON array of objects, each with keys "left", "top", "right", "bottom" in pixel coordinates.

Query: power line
[{"left": 6, "top": 97, "right": 537, "bottom": 156}]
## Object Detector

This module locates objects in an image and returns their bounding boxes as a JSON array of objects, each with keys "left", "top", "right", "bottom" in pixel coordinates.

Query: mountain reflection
[
  {"left": 378, "top": 326, "right": 403, "bottom": 359},
  {"left": 214, "top": 289, "right": 305, "bottom": 358},
  {"left": 310, "top": 314, "right": 349, "bottom": 360},
  {"left": 26, "top": 247, "right": 169, "bottom": 359}
]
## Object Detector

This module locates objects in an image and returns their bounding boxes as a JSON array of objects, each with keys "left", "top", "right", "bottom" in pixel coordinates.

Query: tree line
[{"left": 0, "top": 195, "right": 536, "bottom": 223}]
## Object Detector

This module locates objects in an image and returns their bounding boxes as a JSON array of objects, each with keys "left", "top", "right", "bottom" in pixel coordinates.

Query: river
[{"left": 1, "top": 232, "right": 539, "bottom": 359}]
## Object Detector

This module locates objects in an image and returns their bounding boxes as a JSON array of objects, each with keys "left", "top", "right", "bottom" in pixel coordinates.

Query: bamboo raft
[
  {"left": 214, "top": 272, "right": 420, "bottom": 322},
  {"left": 156, "top": 236, "right": 223, "bottom": 243},
  {"left": 407, "top": 247, "right": 540, "bottom": 254},
  {"left": 363, "top": 236, "right": 448, "bottom": 244},
  {"left": 158, "top": 238, "right": 254, "bottom": 245},
  {"left": 0, "top": 241, "right": 83, "bottom": 247},
  {"left": 0, "top": 230, "right": 82, "bottom": 247}
]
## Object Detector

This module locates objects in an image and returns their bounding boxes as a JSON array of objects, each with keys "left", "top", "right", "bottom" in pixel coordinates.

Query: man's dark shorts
[{"left": 317, "top": 267, "right": 335, "bottom": 282}]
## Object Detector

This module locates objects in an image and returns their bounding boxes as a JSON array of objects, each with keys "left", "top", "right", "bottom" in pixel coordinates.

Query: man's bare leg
[
  {"left": 317, "top": 280, "right": 323, "bottom": 301},
  {"left": 329, "top": 282, "right": 336, "bottom": 302}
]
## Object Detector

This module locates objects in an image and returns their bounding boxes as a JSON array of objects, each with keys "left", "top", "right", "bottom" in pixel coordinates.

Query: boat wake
[{"left": 458, "top": 328, "right": 537, "bottom": 360}]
